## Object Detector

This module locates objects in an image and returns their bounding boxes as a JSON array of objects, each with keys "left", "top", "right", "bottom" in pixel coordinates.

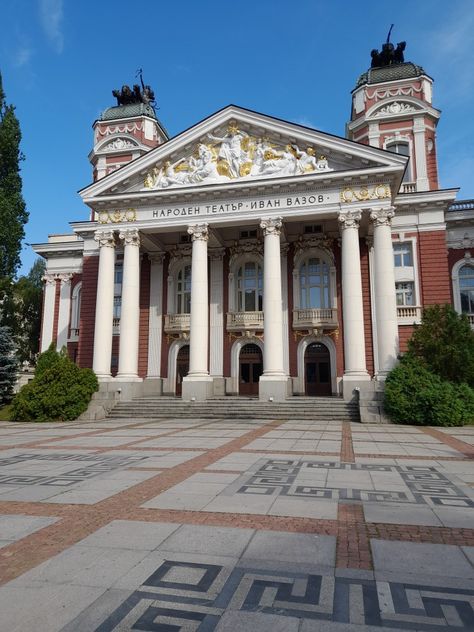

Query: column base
[
  {"left": 342, "top": 374, "right": 371, "bottom": 401},
  {"left": 96, "top": 374, "right": 114, "bottom": 382},
  {"left": 115, "top": 374, "right": 142, "bottom": 382},
  {"left": 259, "top": 375, "right": 290, "bottom": 401},
  {"left": 182, "top": 375, "right": 213, "bottom": 401}
]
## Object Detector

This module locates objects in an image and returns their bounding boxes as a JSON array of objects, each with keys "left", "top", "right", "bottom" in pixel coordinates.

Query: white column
[
  {"left": 338, "top": 211, "right": 368, "bottom": 378},
  {"left": 92, "top": 229, "right": 115, "bottom": 379},
  {"left": 147, "top": 253, "right": 165, "bottom": 378},
  {"left": 117, "top": 228, "right": 141, "bottom": 380},
  {"left": 259, "top": 217, "right": 287, "bottom": 400},
  {"left": 210, "top": 249, "right": 225, "bottom": 377},
  {"left": 182, "top": 224, "right": 213, "bottom": 400},
  {"left": 413, "top": 116, "right": 429, "bottom": 191},
  {"left": 370, "top": 207, "right": 399, "bottom": 375},
  {"left": 56, "top": 273, "right": 73, "bottom": 351},
  {"left": 40, "top": 273, "right": 57, "bottom": 352},
  {"left": 281, "top": 244, "right": 290, "bottom": 376}
]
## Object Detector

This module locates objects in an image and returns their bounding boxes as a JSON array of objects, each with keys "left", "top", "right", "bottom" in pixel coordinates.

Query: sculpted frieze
[{"left": 143, "top": 123, "right": 333, "bottom": 190}]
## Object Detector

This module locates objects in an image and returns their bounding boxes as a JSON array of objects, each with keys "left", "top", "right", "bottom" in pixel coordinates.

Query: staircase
[{"left": 108, "top": 396, "right": 360, "bottom": 422}]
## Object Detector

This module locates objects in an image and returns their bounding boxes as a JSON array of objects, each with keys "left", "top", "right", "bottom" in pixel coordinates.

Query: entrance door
[
  {"left": 305, "top": 342, "right": 331, "bottom": 396},
  {"left": 239, "top": 343, "right": 263, "bottom": 396},
  {"left": 175, "top": 345, "right": 189, "bottom": 396}
]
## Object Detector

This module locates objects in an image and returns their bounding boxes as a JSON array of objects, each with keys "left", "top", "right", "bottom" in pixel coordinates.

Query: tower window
[{"left": 386, "top": 142, "right": 411, "bottom": 182}]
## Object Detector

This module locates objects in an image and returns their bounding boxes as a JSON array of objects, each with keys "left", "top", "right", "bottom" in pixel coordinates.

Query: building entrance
[
  {"left": 175, "top": 345, "right": 189, "bottom": 396},
  {"left": 305, "top": 342, "right": 331, "bottom": 396},
  {"left": 239, "top": 343, "right": 263, "bottom": 396}
]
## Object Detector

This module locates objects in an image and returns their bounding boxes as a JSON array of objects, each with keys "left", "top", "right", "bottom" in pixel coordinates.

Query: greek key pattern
[
  {"left": 234, "top": 459, "right": 474, "bottom": 508},
  {"left": 84, "top": 559, "right": 474, "bottom": 631}
]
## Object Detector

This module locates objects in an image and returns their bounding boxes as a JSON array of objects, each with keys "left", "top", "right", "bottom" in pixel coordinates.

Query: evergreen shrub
[
  {"left": 384, "top": 355, "right": 474, "bottom": 426},
  {"left": 10, "top": 345, "right": 98, "bottom": 421}
]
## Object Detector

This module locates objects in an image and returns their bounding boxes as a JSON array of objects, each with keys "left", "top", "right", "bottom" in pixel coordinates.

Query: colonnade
[{"left": 88, "top": 206, "right": 399, "bottom": 398}]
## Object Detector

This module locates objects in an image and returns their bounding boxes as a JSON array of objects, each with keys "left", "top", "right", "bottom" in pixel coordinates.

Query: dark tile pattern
[
  {"left": 236, "top": 459, "right": 474, "bottom": 508},
  {"left": 83, "top": 558, "right": 474, "bottom": 631}
]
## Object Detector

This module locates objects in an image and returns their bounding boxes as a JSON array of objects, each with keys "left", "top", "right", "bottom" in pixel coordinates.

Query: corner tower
[
  {"left": 89, "top": 80, "right": 168, "bottom": 182},
  {"left": 347, "top": 37, "right": 440, "bottom": 193}
]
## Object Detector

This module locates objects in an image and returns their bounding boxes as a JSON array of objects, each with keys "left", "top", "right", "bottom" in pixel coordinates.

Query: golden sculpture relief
[
  {"left": 340, "top": 184, "right": 391, "bottom": 203},
  {"left": 97, "top": 208, "right": 137, "bottom": 224}
]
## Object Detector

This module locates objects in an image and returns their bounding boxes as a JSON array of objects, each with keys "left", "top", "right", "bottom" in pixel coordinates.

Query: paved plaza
[{"left": 0, "top": 415, "right": 473, "bottom": 630}]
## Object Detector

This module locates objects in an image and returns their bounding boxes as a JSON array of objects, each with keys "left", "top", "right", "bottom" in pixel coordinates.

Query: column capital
[
  {"left": 119, "top": 227, "right": 140, "bottom": 247},
  {"left": 58, "top": 273, "right": 74, "bottom": 286},
  {"left": 209, "top": 247, "right": 225, "bottom": 261},
  {"left": 94, "top": 229, "right": 115, "bottom": 248},
  {"left": 338, "top": 210, "right": 361, "bottom": 230},
  {"left": 42, "top": 273, "right": 58, "bottom": 286},
  {"left": 149, "top": 252, "right": 166, "bottom": 264},
  {"left": 187, "top": 223, "right": 209, "bottom": 242},
  {"left": 370, "top": 207, "right": 395, "bottom": 227},
  {"left": 260, "top": 217, "right": 282, "bottom": 236}
]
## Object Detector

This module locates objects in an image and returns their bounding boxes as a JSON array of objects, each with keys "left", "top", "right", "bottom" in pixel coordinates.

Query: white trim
[
  {"left": 293, "top": 247, "right": 336, "bottom": 311},
  {"left": 210, "top": 255, "right": 224, "bottom": 376},
  {"left": 165, "top": 338, "right": 190, "bottom": 395},
  {"left": 296, "top": 335, "right": 337, "bottom": 395},
  {"left": 69, "top": 282, "right": 82, "bottom": 341},
  {"left": 168, "top": 257, "right": 192, "bottom": 315},
  {"left": 228, "top": 251, "right": 264, "bottom": 313},
  {"left": 452, "top": 257, "right": 474, "bottom": 314},
  {"left": 230, "top": 337, "right": 264, "bottom": 395}
]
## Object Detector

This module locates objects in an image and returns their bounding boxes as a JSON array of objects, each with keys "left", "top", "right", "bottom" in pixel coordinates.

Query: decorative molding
[
  {"left": 148, "top": 252, "right": 166, "bottom": 264},
  {"left": 94, "top": 229, "right": 116, "bottom": 248},
  {"left": 338, "top": 210, "right": 362, "bottom": 230},
  {"left": 294, "top": 235, "right": 333, "bottom": 257},
  {"left": 374, "top": 101, "right": 416, "bottom": 117},
  {"left": 366, "top": 85, "right": 423, "bottom": 101},
  {"left": 103, "top": 138, "right": 137, "bottom": 151},
  {"left": 340, "top": 184, "right": 391, "bottom": 203},
  {"left": 97, "top": 208, "right": 137, "bottom": 224},
  {"left": 97, "top": 122, "right": 144, "bottom": 137},
  {"left": 260, "top": 217, "right": 282, "bottom": 237},
  {"left": 370, "top": 207, "right": 395, "bottom": 227},
  {"left": 42, "top": 273, "right": 59, "bottom": 285},
  {"left": 187, "top": 223, "right": 209, "bottom": 242},
  {"left": 58, "top": 273, "right": 74, "bottom": 285},
  {"left": 119, "top": 228, "right": 140, "bottom": 247},
  {"left": 209, "top": 247, "right": 225, "bottom": 260},
  {"left": 229, "top": 241, "right": 263, "bottom": 263}
]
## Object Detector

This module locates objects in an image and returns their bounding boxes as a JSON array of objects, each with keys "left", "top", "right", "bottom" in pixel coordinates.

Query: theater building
[{"left": 33, "top": 42, "right": 474, "bottom": 409}]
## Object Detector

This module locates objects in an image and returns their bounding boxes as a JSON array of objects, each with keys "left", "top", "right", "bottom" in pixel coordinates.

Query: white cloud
[
  {"left": 38, "top": 0, "right": 64, "bottom": 53},
  {"left": 13, "top": 45, "right": 33, "bottom": 67}
]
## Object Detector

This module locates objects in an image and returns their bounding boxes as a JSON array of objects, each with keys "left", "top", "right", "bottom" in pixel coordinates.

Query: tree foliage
[
  {"left": 407, "top": 304, "right": 474, "bottom": 387},
  {"left": 0, "top": 326, "right": 18, "bottom": 405},
  {"left": 10, "top": 345, "right": 98, "bottom": 422},
  {"left": 0, "top": 72, "right": 28, "bottom": 279}
]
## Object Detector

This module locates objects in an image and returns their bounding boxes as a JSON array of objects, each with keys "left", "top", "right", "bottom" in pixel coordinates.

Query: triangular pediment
[{"left": 80, "top": 105, "right": 407, "bottom": 201}]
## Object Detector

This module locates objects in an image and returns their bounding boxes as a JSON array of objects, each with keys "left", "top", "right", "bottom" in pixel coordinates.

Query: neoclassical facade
[{"left": 33, "top": 44, "right": 474, "bottom": 406}]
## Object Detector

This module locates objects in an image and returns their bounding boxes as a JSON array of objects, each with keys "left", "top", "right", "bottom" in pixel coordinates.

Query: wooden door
[
  {"left": 175, "top": 345, "right": 189, "bottom": 396},
  {"left": 305, "top": 342, "right": 331, "bottom": 396},
  {"left": 239, "top": 344, "right": 263, "bottom": 396}
]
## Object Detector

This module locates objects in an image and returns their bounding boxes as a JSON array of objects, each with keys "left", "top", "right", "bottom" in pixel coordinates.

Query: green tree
[
  {"left": 13, "top": 258, "right": 45, "bottom": 363},
  {"left": 0, "top": 72, "right": 28, "bottom": 280},
  {"left": 408, "top": 304, "right": 474, "bottom": 386},
  {"left": 0, "top": 326, "right": 18, "bottom": 404}
]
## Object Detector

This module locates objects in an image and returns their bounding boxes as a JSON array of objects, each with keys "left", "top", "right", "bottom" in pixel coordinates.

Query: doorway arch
[
  {"left": 239, "top": 343, "right": 263, "bottom": 396},
  {"left": 175, "top": 345, "right": 189, "bottom": 396},
  {"left": 304, "top": 342, "right": 331, "bottom": 396}
]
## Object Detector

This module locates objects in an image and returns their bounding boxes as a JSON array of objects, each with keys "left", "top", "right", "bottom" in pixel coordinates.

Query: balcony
[
  {"left": 396, "top": 306, "right": 422, "bottom": 323},
  {"left": 164, "top": 313, "right": 190, "bottom": 333},
  {"left": 227, "top": 311, "right": 264, "bottom": 332},
  {"left": 293, "top": 308, "right": 338, "bottom": 330},
  {"left": 401, "top": 182, "right": 416, "bottom": 194}
]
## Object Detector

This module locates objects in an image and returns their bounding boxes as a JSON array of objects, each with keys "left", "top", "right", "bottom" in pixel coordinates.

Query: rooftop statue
[
  {"left": 112, "top": 69, "right": 156, "bottom": 107},
  {"left": 370, "top": 25, "right": 406, "bottom": 68}
]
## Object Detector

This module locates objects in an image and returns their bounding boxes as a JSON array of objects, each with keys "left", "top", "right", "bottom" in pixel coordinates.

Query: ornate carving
[
  {"left": 97, "top": 208, "right": 136, "bottom": 224},
  {"left": 94, "top": 229, "right": 116, "bottom": 248},
  {"left": 104, "top": 138, "right": 136, "bottom": 151},
  {"left": 58, "top": 273, "right": 73, "bottom": 285},
  {"left": 143, "top": 124, "right": 333, "bottom": 190},
  {"left": 42, "top": 273, "right": 58, "bottom": 285},
  {"left": 375, "top": 101, "right": 415, "bottom": 116},
  {"left": 340, "top": 184, "right": 391, "bottom": 203},
  {"left": 148, "top": 253, "right": 166, "bottom": 264},
  {"left": 209, "top": 248, "right": 225, "bottom": 260},
  {"left": 294, "top": 235, "right": 333, "bottom": 257},
  {"left": 260, "top": 217, "right": 283, "bottom": 237},
  {"left": 187, "top": 224, "right": 209, "bottom": 242},
  {"left": 98, "top": 122, "right": 143, "bottom": 138},
  {"left": 367, "top": 85, "right": 422, "bottom": 101},
  {"left": 338, "top": 211, "right": 362, "bottom": 230},
  {"left": 370, "top": 208, "right": 395, "bottom": 227},
  {"left": 119, "top": 228, "right": 140, "bottom": 247},
  {"left": 229, "top": 241, "right": 263, "bottom": 261}
]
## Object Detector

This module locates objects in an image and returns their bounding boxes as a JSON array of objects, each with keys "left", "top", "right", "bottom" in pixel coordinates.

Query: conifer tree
[
  {"left": 0, "top": 72, "right": 28, "bottom": 280},
  {"left": 0, "top": 326, "right": 17, "bottom": 404}
]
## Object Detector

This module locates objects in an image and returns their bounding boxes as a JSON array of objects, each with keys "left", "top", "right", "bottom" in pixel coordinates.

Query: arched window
[
  {"left": 176, "top": 264, "right": 192, "bottom": 314},
  {"left": 237, "top": 261, "right": 263, "bottom": 311},
  {"left": 459, "top": 264, "right": 474, "bottom": 313},
  {"left": 386, "top": 142, "right": 411, "bottom": 182},
  {"left": 299, "top": 256, "right": 330, "bottom": 309}
]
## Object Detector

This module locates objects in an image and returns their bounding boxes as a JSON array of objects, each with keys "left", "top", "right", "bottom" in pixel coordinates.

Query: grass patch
[{"left": 0, "top": 405, "right": 11, "bottom": 421}]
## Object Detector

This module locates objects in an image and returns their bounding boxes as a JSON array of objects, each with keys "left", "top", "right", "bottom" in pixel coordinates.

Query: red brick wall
[
  {"left": 77, "top": 256, "right": 99, "bottom": 369},
  {"left": 398, "top": 325, "right": 415, "bottom": 353},
  {"left": 160, "top": 254, "right": 170, "bottom": 378},
  {"left": 51, "top": 279, "right": 61, "bottom": 345},
  {"left": 138, "top": 256, "right": 151, "bottom": 378},
  {"left": 360, "top": 240, "right": 375, "bottom": 376},
  {"left": 418, "top": 231, "right": 451, "bottom": 305}
]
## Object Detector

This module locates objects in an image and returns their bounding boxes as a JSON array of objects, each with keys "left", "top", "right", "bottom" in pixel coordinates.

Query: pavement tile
[
  {"left": 242, "top": 530, "right": 336, "bottom": 567},
  {"left": 158, "top": 524, "right": 255, "bottom": 556}
]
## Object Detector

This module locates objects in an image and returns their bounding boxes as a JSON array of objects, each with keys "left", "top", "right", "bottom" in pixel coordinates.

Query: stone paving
[{"left": 0, "top": 416, "right": 473, "bottom": 630}]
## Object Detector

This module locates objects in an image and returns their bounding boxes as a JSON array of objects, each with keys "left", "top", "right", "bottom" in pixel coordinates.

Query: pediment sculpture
[{"left": 143, "top": 123, "right": 333, "bottom": 190}]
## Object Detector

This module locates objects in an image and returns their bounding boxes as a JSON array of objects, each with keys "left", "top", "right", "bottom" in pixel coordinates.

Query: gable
[{"left": 80, "top": 105, "right": 407, "bottom": 200}]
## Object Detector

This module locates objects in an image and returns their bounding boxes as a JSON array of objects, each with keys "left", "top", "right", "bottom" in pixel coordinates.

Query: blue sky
[{"left": 2, "top": 0, "right": 474, "bottom": 275}]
